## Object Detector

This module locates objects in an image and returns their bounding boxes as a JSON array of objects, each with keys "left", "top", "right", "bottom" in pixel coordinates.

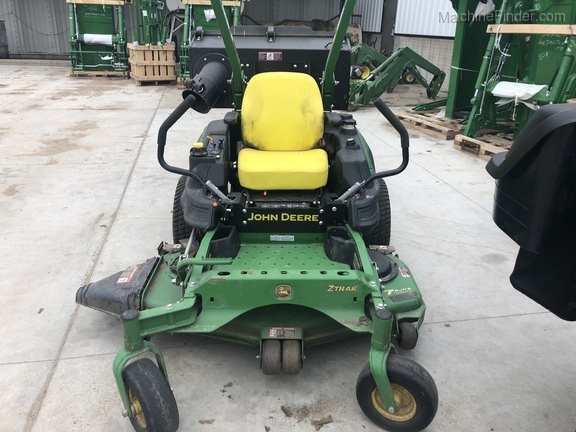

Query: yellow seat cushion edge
[{"left": 238, "top": 148, "right": 328, "bottom": 190}]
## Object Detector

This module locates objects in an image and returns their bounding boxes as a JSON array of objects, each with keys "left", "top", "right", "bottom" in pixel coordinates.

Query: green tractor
[{"left": 76, "top": 1, "right": 438, "bottom": 431}]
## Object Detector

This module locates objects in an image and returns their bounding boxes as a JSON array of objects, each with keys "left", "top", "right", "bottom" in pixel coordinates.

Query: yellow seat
[{"left": 238, "top": 72, "right": 328, "bottom": 190}]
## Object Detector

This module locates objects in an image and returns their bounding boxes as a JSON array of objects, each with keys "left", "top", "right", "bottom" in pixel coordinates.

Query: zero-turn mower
[{"left": 76, "top": 1, "right": 438, "bottom": 431}]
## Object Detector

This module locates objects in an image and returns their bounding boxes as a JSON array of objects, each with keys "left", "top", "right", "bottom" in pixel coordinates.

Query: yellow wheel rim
[
  {"left": 370, "top": 383, "right": 417, "bottom": 422},
  {"left": 360, "top": 65, "right": 371, "bottom": 80},
  {"left": 128, "top": 388, "right": 147, "bottom": 429}
]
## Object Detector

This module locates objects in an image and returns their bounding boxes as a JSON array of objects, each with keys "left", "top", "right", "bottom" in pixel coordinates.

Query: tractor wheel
[
  {"left": 261, "top": 339, "right": 282, "bottom": 375},
  {"left": 364, "top": 179, "right": 391, "bottom": 246},
  {"left": 282, "top": 340, "right": 302, "bottom": 375},
  {"left": 402, "top": 70, "right": 416, "bottom": 84},
  {"left": 172, "top": 175, "right": 192, "bottom": 243},
  {"left": 398, "top": 322, "right": 419, "bottom": 351},
  {"left": 356, "top": 355, "right": 438, "bottom": 432},
  {"left": 122, "top": 358, "right": 179, "bottom": 432},
  {"left": 360, "top": 64, "right": 372, "bottom": 80}
]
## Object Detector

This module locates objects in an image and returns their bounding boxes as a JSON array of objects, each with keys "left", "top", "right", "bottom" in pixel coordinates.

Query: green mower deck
[{"left": 119, "top": 229, "right": 425, "bottom": 345}]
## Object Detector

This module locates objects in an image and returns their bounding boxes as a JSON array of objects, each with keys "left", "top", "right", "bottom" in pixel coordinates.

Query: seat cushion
[
  {"left": 241, "top": 72, "right": 324, "bottom": 151},
  {"left": 238, "top": 148, "right": 328, "bottom": 190}
]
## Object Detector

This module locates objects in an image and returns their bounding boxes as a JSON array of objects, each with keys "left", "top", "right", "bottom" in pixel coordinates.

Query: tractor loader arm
[{"left": 349, "top": 44, "right": 445, "bottom": 108}]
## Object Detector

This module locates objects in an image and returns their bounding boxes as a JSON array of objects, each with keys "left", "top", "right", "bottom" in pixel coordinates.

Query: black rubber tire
[
  {"left": 364, "top": 179, "right": 391, "bottom": 246},
  {"left": 261, "top": 340, "right": 282, "bottom": 375},
  {"left": 356, "top": 355, "right": 438, "bottom": 432},
  {"left": 398, "top": 322, "right": 419, "bottom": 351},
  {"left": 402, "top": 70, "right": 416, "bottom": 84},
  {"left": 122, "top": 358, "right": 179, "bottom": 432},
  {"left": 282, "top": 340, "right": 302, "bottom": 375},
  {"left": 172, "top": 175, "right": 192, "bottom": 243}
]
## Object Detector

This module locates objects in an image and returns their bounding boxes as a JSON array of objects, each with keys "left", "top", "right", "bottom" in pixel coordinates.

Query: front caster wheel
[
  {"left": 122, "top": 358, "right": 179, "bottom": 432},
  {"left": 356, "top": 355, "right": 438, "bottom": 432}
]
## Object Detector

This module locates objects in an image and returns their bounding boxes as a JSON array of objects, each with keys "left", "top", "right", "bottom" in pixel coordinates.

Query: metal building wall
[
  {"left": 395, "top": 0, "right": 457, "bottom": 37},
  {"left": 241, "top": 0, "right": 383, "bottom": 34},
  {"left": 0, "top": 0, "right": 70, "bottom": 57},
  {"left": 353, "top": 0, "right": 384, "bottom": 33},
  {"left": 241, "top": 0, "right": 340, "bottom": 25}
]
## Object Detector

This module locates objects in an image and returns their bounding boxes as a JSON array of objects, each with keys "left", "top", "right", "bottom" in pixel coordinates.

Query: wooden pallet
[
  {"left": 130, "top": 75, "right": 177, "bottom": 86},
  {"left": 397, "top": 110, "right": 465, "bottom": 140},
  {"left": 453, "top": 133, "right": 513, "bottom": 160},
  {"left": 128, "top": 43, "right": 177, "bottom": 85},
  {"left": 70, "top": 70, "right": 127, "bottom": 79}
]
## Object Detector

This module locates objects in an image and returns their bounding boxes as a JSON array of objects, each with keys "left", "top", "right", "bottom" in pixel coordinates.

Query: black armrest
[{"left": 224, "top": 111, "right": 239, "bottom": 125}]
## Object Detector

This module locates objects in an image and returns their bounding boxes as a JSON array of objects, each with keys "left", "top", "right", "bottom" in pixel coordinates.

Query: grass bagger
[{"left": 76, "top": 1, "right": 438, "bottom": 431}]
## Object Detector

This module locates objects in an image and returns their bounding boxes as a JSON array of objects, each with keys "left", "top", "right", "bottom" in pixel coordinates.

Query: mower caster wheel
[
  {"left": 282, "top": 340, "right": 302, "bottom": 375},
  {"left": 356, "top": 355, "right": 438, "bottom": 432},
  {"left": 398, "top": 322, "right": 418, "bottom": 350},
  {"left": 261, "top": 339, "right": 282, "bottom": 375},
  {"left": 122, "top": 358, "right": 179, "bottom": 432}
]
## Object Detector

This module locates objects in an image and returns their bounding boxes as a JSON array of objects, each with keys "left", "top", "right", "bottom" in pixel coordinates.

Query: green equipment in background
[
  {"left": 445, "top": 0, "right": 503, "bottom": 119},
  {"left": 179, "top": 0, "right": 242, "bottom": 84},
  {"left": 349, "top": 43, "right": 446, "bottom": 109},
  {"left": 462, "top": 0, "right": 576, "bottom": 138},
  {"left": 131, "top": 0, "right": 168, "bottom": 45},
  {"left": 67, "top": 0, "right": 128, "bottom": 74}
]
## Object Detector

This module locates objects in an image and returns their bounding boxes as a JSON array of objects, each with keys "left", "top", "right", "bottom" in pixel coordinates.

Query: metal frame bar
[{"left": 322, "top": 0, "right": 356, "bottom": 110}]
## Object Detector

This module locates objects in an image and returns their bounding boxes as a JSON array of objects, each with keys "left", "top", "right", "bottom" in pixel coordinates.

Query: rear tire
[
  {"left": 172, "top": 175, "right": 192, "bottom": 243},
  {"left": 364, "top": 179, "right": 391, "bottom": 246}
]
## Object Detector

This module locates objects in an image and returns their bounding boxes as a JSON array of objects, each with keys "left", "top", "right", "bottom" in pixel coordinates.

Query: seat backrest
[{"left": 241, "top": 72, "right": 324, "bottom": 151}]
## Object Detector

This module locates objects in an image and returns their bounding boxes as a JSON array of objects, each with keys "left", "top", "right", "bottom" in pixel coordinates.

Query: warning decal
[
  {"left": 117, "top": 265, "right": 139, "bottom": 284},
  {"left": 258, "top": 51, "right": 282, "bottom": 61},
  {"left": 268, "top": 327, "right": 297, "bottom": 338}
]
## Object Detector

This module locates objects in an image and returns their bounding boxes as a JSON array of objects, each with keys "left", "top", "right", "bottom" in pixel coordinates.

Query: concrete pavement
[{"left": 1, "top": 60, "right": 576, "bottom": 432}]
